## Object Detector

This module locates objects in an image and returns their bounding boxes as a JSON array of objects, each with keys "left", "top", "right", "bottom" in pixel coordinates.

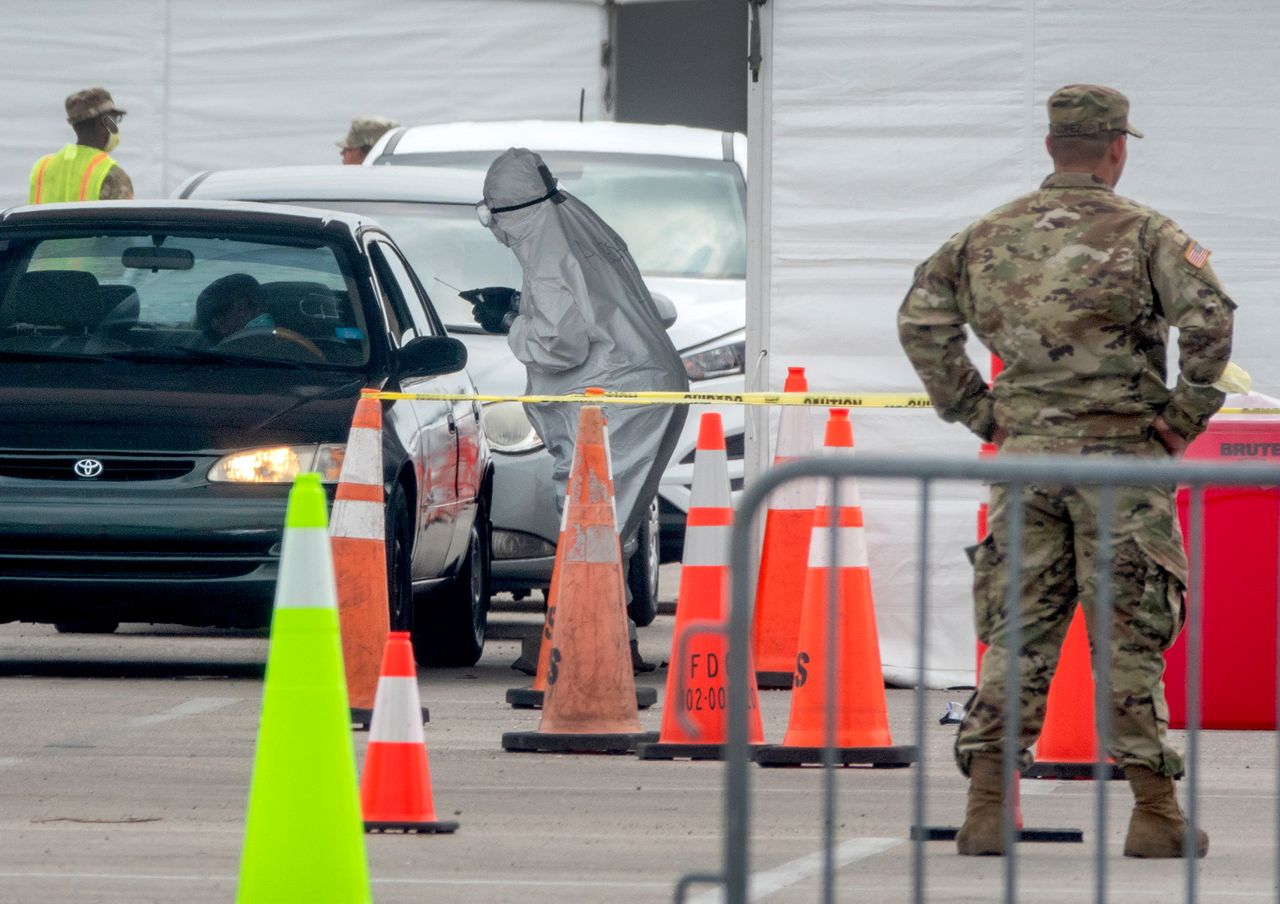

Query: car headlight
[
  {"left": 681, "top": 329, "right": 746, "bottom": 381},
  {"left": 482, "top": 401, "right": 544, "bottom": 453},
  {"left": 208, "top": 443, "right": 346, "bottom": 484}
]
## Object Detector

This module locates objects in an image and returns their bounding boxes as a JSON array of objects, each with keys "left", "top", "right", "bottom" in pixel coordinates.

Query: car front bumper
[
  {"left": 0, "top": 487, "right": 290, "bottom": 627},
  {"left": 487, "top": 447, "right": 558, "bottom": 591}
]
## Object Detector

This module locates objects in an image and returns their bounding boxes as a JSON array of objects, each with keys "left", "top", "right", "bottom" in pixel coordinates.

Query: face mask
[
  {"left": 487, "top": 220, "right": 515, "bottom": 247},
  {"left": 104, "top": 130, "right": 120, "bottom": 153}
]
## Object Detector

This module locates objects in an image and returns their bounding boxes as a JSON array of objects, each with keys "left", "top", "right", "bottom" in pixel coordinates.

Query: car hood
[
  {"left": 448, "top": 276, "right": 745, "bottom": 395},
  {"left": 0, "top": 361, "right": 365, "bottom": 453},
  {"left": 643, "top": 276, "right": 744, "bottom": 353},
  {"left": 452, "top": 331, "right": 528, "bottom": 396}
]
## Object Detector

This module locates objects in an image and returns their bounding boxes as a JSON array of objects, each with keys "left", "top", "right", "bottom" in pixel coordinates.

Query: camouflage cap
[
  {"left": 1047, "top": 84, "right": 1143, "bottom": 139},
  {"left": 336, "top": 115, "right": 399, "bottom": 150},
  {"left": 65, "top": 86, "right": 126, "bottom": 124}
]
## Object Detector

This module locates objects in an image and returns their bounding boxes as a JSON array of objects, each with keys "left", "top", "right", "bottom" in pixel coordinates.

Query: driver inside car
[{"left": 195, "top": 273, "right": 273, "bottom": 344}]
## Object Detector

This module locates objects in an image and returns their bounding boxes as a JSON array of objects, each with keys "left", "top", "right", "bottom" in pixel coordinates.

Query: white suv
[{"left": 367, "top": 120, "right": 749, "bottom": 561}]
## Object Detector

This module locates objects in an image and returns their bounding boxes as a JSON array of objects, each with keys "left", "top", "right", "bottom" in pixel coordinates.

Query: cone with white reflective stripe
[
  {"left": 237, "top": 473, "right": 370, "bottom": 904},
  {"left": 638, "top": 413, "right": 764, "bottom": 760},
  {"left": 331, "top": 391, "right": 394, "bottom": 729},
  {"left": 360, "top": 631, "right": 458, "bottom": 833},
  {"left": 755, "top": 409, "right": 917, "bottom": 768},
  {"left": 502, "top": 404, "right": 657, "bottom": 754},
  {"left": 752, "top": 366, "right": 820, "bottom": 689}
]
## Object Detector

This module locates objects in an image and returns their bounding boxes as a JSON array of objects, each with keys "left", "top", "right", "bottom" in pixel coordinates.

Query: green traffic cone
[{"left": 237, "top": 473, "right": 371, "bottom": 904}]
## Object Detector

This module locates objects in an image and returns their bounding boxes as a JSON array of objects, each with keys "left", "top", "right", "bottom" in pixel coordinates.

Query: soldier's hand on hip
[{"left": 1152, "top": 416, "right": 1188, "bottom": 457}]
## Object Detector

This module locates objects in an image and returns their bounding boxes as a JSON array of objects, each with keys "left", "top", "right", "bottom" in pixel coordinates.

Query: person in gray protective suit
[{"left": 474, "top": 147, "right": 689, "bottom": 669}]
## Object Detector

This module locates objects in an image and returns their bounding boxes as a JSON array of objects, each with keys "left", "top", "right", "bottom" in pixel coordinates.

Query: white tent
[
  {"left": 1, "top": 0, "right": 613, "bottom": 205},
  {"left": 747, "top": 0, "right": 1280, "bottom": 687}
]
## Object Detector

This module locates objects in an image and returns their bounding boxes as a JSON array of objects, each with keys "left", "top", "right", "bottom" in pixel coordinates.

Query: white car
[
  {"left": 178, "top": 122, "right": 747, "bottom": 624},
  {"left": 366, "top": 120, "right": 749, "bottom": 561}
]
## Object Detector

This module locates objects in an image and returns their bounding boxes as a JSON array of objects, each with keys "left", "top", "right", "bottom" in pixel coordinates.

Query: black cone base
[
  {"left": 636, "top": 741, "right": 764, "bottom": 761},
  {"left": 506, "top": 686, "right": 657, "bottom": 710},
  {"left": 909, "top": 824, "right": 1083, "bottom": 843},
  {"left": 1024, "top": 761, "right": 1125, "bottom": 780},
  {"left": 365, "top": 819, "right": 459, "bottom": 834},
  {"left": 502, "top": 730, "right": 659, "bottom": 754},
  {"left": 755, "top": 671, "right": 795, "bottom": 690},
  {"left": 755, "top": 744, "right": 917, "bottom": 768},
  {"left": 351, "top": 705, "right": 428, "bottom": 731}
]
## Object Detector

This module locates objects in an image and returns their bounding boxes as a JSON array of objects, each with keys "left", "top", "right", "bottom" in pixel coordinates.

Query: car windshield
[
  {"left": 0, "top": 231, "right": 369, "bottom": 366},
  {"left": 294, "top": 201, "right": 517, "bottom": 329},
  {"left": 378, "top": 152, "right": 747, "bottom": 281}
]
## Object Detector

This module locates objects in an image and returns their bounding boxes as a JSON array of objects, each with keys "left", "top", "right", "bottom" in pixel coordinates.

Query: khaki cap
[
  {"left": 65, "top": 87, "right": 126, "bottom": 125},
  {"left": 336, "top": 115, "right": 399, "bottom": 150},
  {"left": 1048, "top": 84, "right": 1142, "bottom": 138}
]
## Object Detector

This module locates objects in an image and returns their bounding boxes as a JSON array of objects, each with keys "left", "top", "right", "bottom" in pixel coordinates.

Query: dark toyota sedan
[{"left": 0, "top": 201, "right": 493, "bottom": 666}]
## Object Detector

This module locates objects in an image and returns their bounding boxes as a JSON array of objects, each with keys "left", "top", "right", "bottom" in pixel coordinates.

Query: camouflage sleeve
[
  {"left": 896, "top": 231, "right": 995, "bottom": 441},
  {"left": 1147, "top": 219, "right": 1235, "bottom": 440},
  {"left": 99, "top": 165, "right": 134, "bottom": 201}
]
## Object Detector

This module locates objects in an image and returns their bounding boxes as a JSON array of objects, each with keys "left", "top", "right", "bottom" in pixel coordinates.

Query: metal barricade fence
[{"left": 673, "top": 451, "right": 1280, "bottom": 904}]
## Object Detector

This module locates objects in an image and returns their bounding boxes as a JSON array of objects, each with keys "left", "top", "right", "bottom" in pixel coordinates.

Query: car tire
[
  {"left": 413, "top": 504, "right": 490, "bottom": 667},
  {"left": 53, "top": 620, "right": 120, "bottom": 634},
  {"left": 626, "top": 497, "right": 661, "bottom": 628},
  {"left": 385, "top": 482, "right": 415, "bottom": 633}
]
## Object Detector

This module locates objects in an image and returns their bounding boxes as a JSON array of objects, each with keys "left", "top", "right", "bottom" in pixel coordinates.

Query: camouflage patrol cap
[
  {"left": 65, "top": 87, "right": 126, "bottom": 125},
  {"left": 336, "top": 115, "right": 399, "bottom": 150},
  {"left": 1047, "top": 84, "right": 1143, "bottom": 139}
]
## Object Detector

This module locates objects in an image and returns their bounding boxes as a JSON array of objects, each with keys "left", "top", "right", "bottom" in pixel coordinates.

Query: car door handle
[{"left": 446, "top": 411, "right": 457, "bottom": 433}]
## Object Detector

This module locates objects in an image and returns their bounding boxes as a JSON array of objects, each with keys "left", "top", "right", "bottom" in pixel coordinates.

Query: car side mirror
[
  {"left": 652, "top": 292, "right": 677, "bottom": 329},
  {"left": 397, "top": 335, "right": 468, "bottom": 378}
]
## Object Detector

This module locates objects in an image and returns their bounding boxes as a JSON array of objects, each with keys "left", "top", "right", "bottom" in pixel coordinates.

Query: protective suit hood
[
  {"left": 482, "top": 147, "right": 689, "bottom": 562},
  {"left": 483, "top": 147, "right": 560, "bottom": 247}
]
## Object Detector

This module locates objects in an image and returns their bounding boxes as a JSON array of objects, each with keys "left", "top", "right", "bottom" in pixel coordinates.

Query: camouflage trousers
[{"left": 955, "top": 435, "right": 1188, "bottom": 778}]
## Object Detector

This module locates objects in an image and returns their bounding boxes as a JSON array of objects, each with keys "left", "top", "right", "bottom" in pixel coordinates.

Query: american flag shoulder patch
[{"left": 1183, "top": 240, "right": 1211, "bottom": 269}]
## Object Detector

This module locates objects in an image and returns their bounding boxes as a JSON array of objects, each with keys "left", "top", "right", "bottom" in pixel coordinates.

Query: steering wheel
[{"left": 214, "top": 325, "right": 326, "bottom": 362}]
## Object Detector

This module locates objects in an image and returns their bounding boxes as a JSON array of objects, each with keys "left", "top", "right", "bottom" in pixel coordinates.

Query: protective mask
[
  {"left": 487, "top": 220, "right": 515, "bottom": 248},
  {"left": 104, "top": 130, "right": 120, "bottom": 153}
]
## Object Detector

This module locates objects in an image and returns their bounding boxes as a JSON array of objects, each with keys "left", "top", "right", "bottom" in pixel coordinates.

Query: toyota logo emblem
[{"left": 73, "top": 458, "right": 104, "bottom": 479}]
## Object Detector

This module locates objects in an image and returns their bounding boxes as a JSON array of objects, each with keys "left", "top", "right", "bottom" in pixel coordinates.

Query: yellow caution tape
[
  {"left": 368, "top": 390, "right": 937, "bottom": 408},
  {"left": 367, "top": 389, "right": 1280, "bottom": 416}
]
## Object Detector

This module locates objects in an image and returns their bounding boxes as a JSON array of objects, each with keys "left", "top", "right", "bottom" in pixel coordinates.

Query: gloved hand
[{"left": 462, "top": 287, "right": 520, "bottom": 334}]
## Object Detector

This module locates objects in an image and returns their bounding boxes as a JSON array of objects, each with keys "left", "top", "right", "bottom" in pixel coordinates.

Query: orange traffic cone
[
  {"left": 360, "top": 632, "right": 458, "bottom": 834},
  {"left": 1024, "top": 606, "right": 1123, "bottom": 780},
  {"left": 332, "top": 390, "right": 426, "bottom": 730},
  {"left": 637, "top": 413, "right": 764, "bottom": 760},
  {"left": 502, "top": 404, "right": 658, "bottom": 754},
  {"left": 755, "top": 409, "right": 916, "bottom": 768},
  {"left": 505, "top": 392, "right": 655, "bottom": 713},
  {"left": 752, "top": 366, "right": 819, "bottom": 689},
  {"left": 506, "top": 525, "right": 655, "bottom": 713}
]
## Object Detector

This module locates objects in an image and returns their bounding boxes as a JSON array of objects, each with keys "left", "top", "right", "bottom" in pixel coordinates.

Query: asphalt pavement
[{"left": 0, "top": 564, "right": 1274, "bottom": 903}]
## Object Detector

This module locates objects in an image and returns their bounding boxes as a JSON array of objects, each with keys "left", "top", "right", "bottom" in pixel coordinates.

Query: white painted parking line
[
  {"left": 688, "top": 837, "right": 901, "bottom": 903},
  {"left": 124, "top": 697, "right": 240, "bottom": 728},
  {"left": 0, "top": 758, "right": 20, "bottom": 767},
  {"left": 0, "top": 872, "right": 668, "bottom": 890}
]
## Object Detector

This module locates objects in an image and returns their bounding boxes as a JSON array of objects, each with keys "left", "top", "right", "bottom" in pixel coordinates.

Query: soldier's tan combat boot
[
  {"left": 956, "top": 751, "right": 1006, "bottom": 856},
  {"left": 1123, "top": 765, "right": 1208, "bottom": 858}
]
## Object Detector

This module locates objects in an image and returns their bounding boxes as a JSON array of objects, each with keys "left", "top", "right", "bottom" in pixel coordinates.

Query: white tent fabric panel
[
  {"left": 759, "top": 0, "right": 1280, "bottom": 687},
  {"left": 1, "top": 0, "right": 608, "bottom": 205}
]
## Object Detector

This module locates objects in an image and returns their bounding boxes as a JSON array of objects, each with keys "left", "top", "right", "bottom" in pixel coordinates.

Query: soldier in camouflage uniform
[{"left": 898, "top": 85, "right": 1235, "bottom": 858}]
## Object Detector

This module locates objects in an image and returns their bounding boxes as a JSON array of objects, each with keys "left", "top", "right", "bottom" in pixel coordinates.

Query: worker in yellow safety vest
[{"left": 29, "top": 87, "right": 134, "bottom": 204}]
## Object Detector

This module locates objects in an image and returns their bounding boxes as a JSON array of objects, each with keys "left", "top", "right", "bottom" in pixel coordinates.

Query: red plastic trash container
[{"left": 1165, "top": 415, "right": 1280, "bottom": 730}]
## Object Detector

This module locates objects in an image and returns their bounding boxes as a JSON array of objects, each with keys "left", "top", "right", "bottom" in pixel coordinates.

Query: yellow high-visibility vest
[{"left": 28, "top": 144, "right": 119, "bottom": 204}]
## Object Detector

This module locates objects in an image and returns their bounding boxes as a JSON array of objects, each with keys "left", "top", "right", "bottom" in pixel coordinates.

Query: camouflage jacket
[{"left": 897, "top": 172, "right": 1235, "bottom": 442}]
